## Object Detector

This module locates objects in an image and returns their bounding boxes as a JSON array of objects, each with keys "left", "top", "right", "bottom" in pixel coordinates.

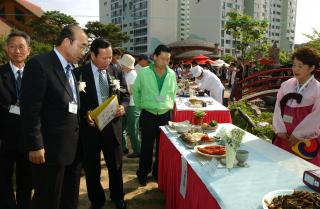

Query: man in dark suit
[
  {"left": 0, "top": 30, "right": 33, "bottom": 209},
  {"left": 20, "top": 25, "right": 88, "bottom": 209},
  {"left": 75, "top": 38, "right": 129, "bottom": 209}
]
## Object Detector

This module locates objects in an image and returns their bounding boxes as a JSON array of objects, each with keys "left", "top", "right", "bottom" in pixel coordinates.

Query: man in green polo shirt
[{"left": 133, "top": 44, "right": 177, "bottom": 186}]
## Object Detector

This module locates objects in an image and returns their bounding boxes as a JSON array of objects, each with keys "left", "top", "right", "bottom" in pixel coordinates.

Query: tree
[
  {"left": 85, "top": 21, "right": 129, "bottom": 47},
  {"left": 304, "top": 28, "right": 320, "bottom": 53},
  {"left": 28, "top": 11, "right": 78, "bottom": 46},
  {"left": 225, "top": 11, "right": 268, "bottom": 59},
  {"left": 222, "top": 53, "right": 235, "bottom": 63},
  {"left": 279, "top": 50, "right": 292, "bottom": 66}
]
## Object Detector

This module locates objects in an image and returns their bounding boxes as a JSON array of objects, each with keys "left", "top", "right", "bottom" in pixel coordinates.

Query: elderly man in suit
[
  {"left": 0, "top": 30, "right": 32, "bottom": 209},
  {"left": 75, "top": 38, "right": 129, "bottom": 209},
  {"left": 20, "top": 25, "right": 88, "bottom": 209}
]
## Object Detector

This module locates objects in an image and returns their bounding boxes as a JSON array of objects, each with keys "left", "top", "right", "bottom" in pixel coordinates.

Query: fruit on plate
[
  {"left": 209, "top": 120, "right": 217, "bottom": 127},
  {"left": 202, "top": 120, "right": 218, "bottom": 130}
]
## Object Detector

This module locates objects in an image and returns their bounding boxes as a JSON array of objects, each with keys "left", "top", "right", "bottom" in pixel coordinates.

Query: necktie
[
  {"left": 99, "top": 70, "right": 109, "bottom": 102},
  {"left": 15, "top": 70, "right": 22, "bottom": 99},
  {"left": 65, "top": 64, "right": 77, "bottom": 102},
  {"left": 16, "top": 70, "right": 22, "bottom": 93}
]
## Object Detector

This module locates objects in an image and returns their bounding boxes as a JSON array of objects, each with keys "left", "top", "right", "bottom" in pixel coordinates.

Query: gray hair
[{"left": 6, "top": 30, "right": 31, "bottom": 46}]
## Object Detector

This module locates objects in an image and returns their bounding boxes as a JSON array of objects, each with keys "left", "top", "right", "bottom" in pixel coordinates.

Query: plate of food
[
  {"left": 262, "top": 190, "right": 320, "bottom": 209},
  {"left": 199, "top": 134, "right": 216, "bottom": 143},
  {"left": 194, "top": 144, "right": 226, "bottom": 158},
  {"left": 179, "top": 132, "right": 206, "bottom": 148},
  {"left": 188, "top": 98, "right": 204, "bottom": 108},
  {"left": 201, "top": 120, "right": 218, "bottom": 131}
]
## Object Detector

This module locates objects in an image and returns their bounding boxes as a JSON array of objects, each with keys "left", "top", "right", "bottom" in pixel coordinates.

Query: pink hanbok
[{"left": 273, "top": 76, "right": 320, "bottom": 166}]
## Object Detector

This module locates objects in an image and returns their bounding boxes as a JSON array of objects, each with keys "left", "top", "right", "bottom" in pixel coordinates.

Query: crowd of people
[
  {"left": 0, "top": 24, "right": 320, "bottom": 209},
  {"left": 0, "top": 25, "right": 178, "bottom": 209}
]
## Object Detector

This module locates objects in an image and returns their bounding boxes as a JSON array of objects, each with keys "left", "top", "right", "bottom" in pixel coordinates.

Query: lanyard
[{"left": 296, "top": 75, "right": 314, "bottom": 94}]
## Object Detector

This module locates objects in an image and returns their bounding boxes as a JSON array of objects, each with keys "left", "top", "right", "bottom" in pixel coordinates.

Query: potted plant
[{"left": 193, "top": 110, "right": 206, "bottom": 125}]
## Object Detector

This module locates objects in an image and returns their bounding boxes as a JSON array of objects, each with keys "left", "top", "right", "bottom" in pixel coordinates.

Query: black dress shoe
[
  {"left": 137, "top": 175, "right": 147, "bottom": 186},
  {"left": 88, "top": 204, "right": 103, "bottom": 209},
  {"left": 127, "top": 152, "right": 140, "bottom": 158},
  {"left": 123, "top": 148, "right": 129, "bottom": 155},
  {"left": 113, "top": 199, "right": 127, "bottom": 209}
]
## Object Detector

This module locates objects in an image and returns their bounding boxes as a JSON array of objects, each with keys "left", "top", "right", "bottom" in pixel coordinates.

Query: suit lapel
[
  {"left": 49, "top": 50, "right": 74, "bottom": 100},
  {"left": 2, "top": 63, "right": 17, "bottom": 98},
  {"left": 106, "top": 72, "right": 113, "bottom": 96}
]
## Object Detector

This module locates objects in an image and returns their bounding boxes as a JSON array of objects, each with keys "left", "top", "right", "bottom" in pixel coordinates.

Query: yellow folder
[{"left": 89, "top": 95, "right": 119, "bottom": 131}]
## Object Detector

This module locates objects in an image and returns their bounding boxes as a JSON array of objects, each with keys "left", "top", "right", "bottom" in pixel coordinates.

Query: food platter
[
  {"left": 194, "top": 144, "right": 226, "bottom": 158},
  {"left": 262, "top": 189, "right": 320, "bottom": 209},
  {"left": 262, "top": 189, "right": 294, "bottom": 209}
]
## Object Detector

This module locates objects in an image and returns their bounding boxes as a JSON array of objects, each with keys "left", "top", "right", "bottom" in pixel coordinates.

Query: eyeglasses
[
  {"left": 68, "top": 38, "right": 89, "bottom": 54},
  {"left": 8, "top": 45, "right": 28, "bottom": 51}
]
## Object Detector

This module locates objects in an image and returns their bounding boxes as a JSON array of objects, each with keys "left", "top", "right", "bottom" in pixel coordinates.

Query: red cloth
[
  {"left": 158, "top": 131, "right": 221, "bottom": 209},
  {"left": 173, "top": 106, "right": 232, "bottom": 123}
]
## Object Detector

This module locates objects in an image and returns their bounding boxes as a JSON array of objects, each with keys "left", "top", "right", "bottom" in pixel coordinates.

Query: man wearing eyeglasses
[
  {"left": 20, "top": 25, "right": 88, "bottom": 209},
  {"left": 0, "top": 30, "right": 32, "bottom": 209}
]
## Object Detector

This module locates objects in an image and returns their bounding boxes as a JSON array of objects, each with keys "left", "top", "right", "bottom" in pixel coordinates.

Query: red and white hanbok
[{"left": 273, "top": 76, "right": 320, "bottom": 166}]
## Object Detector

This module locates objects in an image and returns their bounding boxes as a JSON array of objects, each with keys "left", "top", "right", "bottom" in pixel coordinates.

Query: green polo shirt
[
  {"left": 153, "top": 67, "right": 168, "bottom": 92},
  {"left": 133, "top": 63, "right": 177, "bottom": 115}
]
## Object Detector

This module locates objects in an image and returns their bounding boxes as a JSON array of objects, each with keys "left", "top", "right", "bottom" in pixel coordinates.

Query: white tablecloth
[{"left": 160, "top": 123, "right": 319, "bottom": 209}]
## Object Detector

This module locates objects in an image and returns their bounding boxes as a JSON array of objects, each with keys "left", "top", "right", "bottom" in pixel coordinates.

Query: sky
[{"left": 29, "top": 0, "right": 320, "bottom": 44}]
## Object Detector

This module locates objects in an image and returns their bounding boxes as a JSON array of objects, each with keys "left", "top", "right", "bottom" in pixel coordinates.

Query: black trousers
[
  {"left": 137, "top": 110, "right": 171, "bottom": 178},
  {"left": 30, "top": 146, "right": 82, "bottom": 209},
  {"left": 0, "top": 152, "right": 32, "bottom": 209},
  {"left": 82, "top": 124, "right": 124, "bottom": 207}
]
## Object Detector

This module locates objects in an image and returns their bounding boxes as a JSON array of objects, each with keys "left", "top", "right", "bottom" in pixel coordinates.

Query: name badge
[
  {"left": 155, "top": 95, "right": 164, "bottom": 102},
  {"left": 69, "top": 102, "right": 78, "bottom": 114},
  {"left": 9, "top": 105, "right": 20, "bottom": 115},
  {"left": 283, "top": 114, "right": 293, "bottom": 124}
]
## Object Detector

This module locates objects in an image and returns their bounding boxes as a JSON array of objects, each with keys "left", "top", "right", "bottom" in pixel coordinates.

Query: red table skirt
[
  {"left": 158, "top": 131, "right": 221, "bottom": 209},
  {"left": 173, "top": 107, "right": 232, "bottom": 124}
]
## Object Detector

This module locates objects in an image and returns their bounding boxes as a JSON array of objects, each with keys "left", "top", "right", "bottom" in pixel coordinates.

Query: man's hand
[
  {"left": 115, "top": 105, "right": 125, "bottom": 117},
  {"left": 288, "top": 134, "right": 300, "bottom": 147},
  {"left": 277, "top": 132, "right": 289, "bottom": 141},
  {"left": 29, "top": 149, "right": 45, "bottom": 164},
  {"left": 86, "top": 111, "right": 95, "bottom": 127}
]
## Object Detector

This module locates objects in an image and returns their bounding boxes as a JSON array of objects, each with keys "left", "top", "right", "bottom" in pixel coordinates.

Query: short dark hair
[
  {"left": 6, "top": 30, "right": 31, "bottom": 46},
  {"left": 154, "top": 44, "right": 171, "bottom": 56},
  {"left": 112, "top": 48, "right": 122, "bottom": 56},
  {"left": 90, "top": 38, "right": 111, "bottom": 56},
  {"left": 292, "top": 47, "right": 320, "bottom": 68},
  {"left": 55, "top": 25, "right": 81, "bottom": 46},
  {"left": 191, "top": 61, "right": 198, "bottom": 66}
]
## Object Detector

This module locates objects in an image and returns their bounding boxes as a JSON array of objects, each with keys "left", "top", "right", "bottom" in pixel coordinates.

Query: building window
[
  {"left": 221, "top": 30, "right": 224, "bottom": 37},
  {"left": 226, "top": 40, "right": 231, "bottom": 44}
]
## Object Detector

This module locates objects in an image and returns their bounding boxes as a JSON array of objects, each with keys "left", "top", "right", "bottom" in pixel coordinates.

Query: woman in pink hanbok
[{"left": 273, "top": 47, "right": 320, "bottom": 166}]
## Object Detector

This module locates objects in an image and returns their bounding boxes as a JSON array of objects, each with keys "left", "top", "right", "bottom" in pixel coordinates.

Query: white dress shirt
[
  {"left": 196, "top": 70, "right": 225, "bottom": 104},
  {"left": 91, "top": 61, "right": 109, "bottom": 105}
]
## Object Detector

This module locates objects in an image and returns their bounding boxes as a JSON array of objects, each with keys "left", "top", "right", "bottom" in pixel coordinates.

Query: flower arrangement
[
  {"left": 109, "top": 76, "right": 121, "bottom": 92},
  {"left": 217, "top": 127, "right": 245, "bottom": 170},
  {"left": 217, "top": 127, "right": 245, "bottom": 151},
  {"left": 77, "top": 74, "right": 86, "bottom": 93}
]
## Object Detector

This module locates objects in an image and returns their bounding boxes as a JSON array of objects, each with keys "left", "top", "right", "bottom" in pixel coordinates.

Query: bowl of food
[{"left": 174, "top": 123, "right": 191, "bottom": 133}]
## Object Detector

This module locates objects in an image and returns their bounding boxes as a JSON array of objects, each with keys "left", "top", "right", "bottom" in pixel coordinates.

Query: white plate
[
  {"left": 262, "top": 189, "right": 294, "bottom": 209},
  {"left": 194, "top": 144, "right": 226, "bottom": 158}
]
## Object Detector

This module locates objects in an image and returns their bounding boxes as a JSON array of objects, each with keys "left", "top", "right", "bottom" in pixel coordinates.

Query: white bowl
[{"left": 174, "top": 124, "right": 191, "bottom": 133}]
